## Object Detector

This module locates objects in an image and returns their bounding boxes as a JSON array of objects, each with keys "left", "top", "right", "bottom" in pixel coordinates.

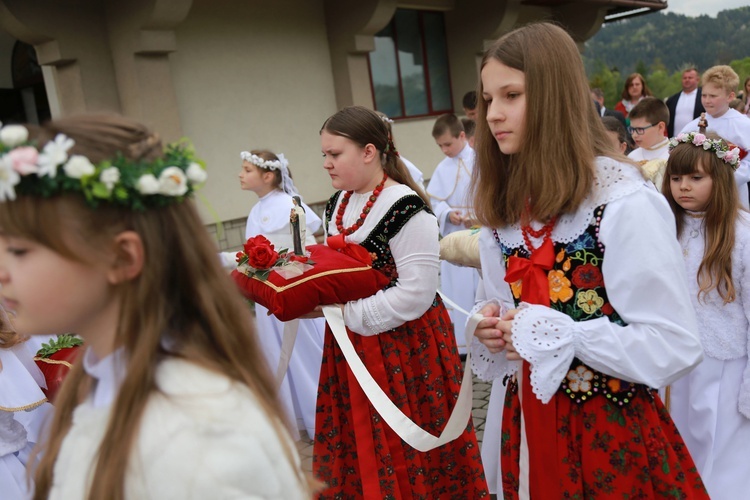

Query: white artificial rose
[
  {"left": 63, "top": 155, "right": 96, "bottom": 179},
  {"left": 186, "top": 162, "right": 207, "bottom": 184},
  {"left": 136, "top": 174, "right": 160, "bottom": 194},
  {"left": 0, "top": 125, "right": 29, "bottom": 147},
  {"left": 158, "top": 166, "right": 188, "bottom": 196},
  {"left": 100, "top": 166, "right": 121, "bottom": 190}
]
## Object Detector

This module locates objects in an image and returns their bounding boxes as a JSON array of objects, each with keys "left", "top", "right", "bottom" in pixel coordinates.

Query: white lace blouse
[
  {"left": 326, "top": 184, "right": 440, "bottom": 336},
  {"left": 679, "top": 212, "right": 750, "bottom": 415},
  {"left": 470, "top": 157, "right": 704, "bottom": 403}
]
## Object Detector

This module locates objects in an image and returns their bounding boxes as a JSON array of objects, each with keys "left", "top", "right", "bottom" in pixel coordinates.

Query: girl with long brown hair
[
  {"left": 664, "top": 132, "right": 750, "bottom": 499},
  {"left": 470, "top": 23, "right": 707, "bottom": 498},
  {"left": 0, "top": 115, "right": 314, "bottom": 499}
]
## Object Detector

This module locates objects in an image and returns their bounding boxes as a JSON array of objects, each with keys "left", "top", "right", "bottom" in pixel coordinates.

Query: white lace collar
[{"left": 494, "top": 157, "right": 646, "bottom": 249}]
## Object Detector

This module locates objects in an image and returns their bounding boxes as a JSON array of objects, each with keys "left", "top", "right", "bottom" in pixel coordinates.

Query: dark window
[{"left": 369, "top": 9, "right": 452, "bottom": 119}]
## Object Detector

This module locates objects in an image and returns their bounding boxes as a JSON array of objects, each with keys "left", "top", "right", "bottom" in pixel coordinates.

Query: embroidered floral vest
[
  {"left": 497, "top": 205, "right": 649, "bottom": 406},
  {"left": 325, "top": 192, "right": 432, "bottom": 288}
]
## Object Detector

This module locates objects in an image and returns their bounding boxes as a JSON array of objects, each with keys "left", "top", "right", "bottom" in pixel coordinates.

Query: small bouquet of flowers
[{"left": 235, "top": 235, "right": 314, "bottom": 281}]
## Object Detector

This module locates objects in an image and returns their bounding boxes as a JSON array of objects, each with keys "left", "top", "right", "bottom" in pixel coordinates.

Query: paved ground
[{"left": 295, "top": 373, "right": 493, "bottom": 477}]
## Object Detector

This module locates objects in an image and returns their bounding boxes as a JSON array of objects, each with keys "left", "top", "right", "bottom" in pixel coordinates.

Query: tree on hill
[{"left": 585, "top": 6, "right": 750, "bottom": 108}]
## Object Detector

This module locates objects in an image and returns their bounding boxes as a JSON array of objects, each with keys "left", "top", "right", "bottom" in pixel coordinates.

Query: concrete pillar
[
  {"left": 0, "top": 0, "right": 192, "bottom": 141},
  {"left": 323, "top": 0, "right": 398, "bottom": 109}
]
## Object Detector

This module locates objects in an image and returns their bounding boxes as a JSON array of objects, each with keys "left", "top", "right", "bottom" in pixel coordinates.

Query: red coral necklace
[
  {"left": 521, "top": 217, "right": 557, "bottom": 252},
  {"left": 335, "top": 172, "right": 388, "bottom": 235},
  {"left": 503, "top": 203, "right": 558, "bottom": 307}
]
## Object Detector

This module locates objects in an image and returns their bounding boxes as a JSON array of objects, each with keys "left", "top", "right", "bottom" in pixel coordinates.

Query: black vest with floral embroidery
[
  {"left": 325, "top": 192, "right": 433, "bottom": 288},
  {"left": 497, "top": 205, "right": 651, "bottom": 406}
]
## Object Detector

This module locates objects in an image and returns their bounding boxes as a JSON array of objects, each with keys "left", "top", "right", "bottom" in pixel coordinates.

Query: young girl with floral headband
[
  {"left": 221, "top": 148, "right": 325, "bottom": 441},
  {"left": 470, "top": 23, "right": 708, "bottom": 498},
  {"left": 0, "top": 115, "right": 315, "bottom": 499},
  {"left": 0, "top": 306, "right": 50, "bottom": 499},
  {"left": 315, "top": 105, "right": 488, "bottom": 498},
  {"left": 664, "top": 131, "right": 750, "bottom": 499}
]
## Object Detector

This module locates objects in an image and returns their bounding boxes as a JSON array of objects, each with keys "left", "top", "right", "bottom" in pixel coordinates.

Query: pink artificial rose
[
  {"left": 725, "top": 148, "right": 740, "bottom": 165},
  {"left": 691, "top": 133, "right": 706, "bottom": 146},
  {"left": 7, "top": 147, "right": 39, "bottom": 175}
]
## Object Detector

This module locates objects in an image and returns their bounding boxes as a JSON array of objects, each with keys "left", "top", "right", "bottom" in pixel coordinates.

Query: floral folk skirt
[
  {"left": 313, "top": 298, "right": 489, "bottom": 499},
  {"left": 500, "top": 372, "right": 709, "bottom": 499}
]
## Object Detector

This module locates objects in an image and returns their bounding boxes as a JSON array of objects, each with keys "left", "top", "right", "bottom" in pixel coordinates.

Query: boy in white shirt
[
  {"left": 628, "top": 97, "right": 670, "bottom": 190},
  {"left": 426, "top": 114, "right": 479, "bottom": 353},
  {"left": 680, "top": 65, "right": 750, "bottom": 209}
]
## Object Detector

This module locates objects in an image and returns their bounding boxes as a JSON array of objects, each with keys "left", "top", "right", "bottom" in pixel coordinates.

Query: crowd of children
[{"left": 1, "top": 19, "right": 749, "bottom": 500}]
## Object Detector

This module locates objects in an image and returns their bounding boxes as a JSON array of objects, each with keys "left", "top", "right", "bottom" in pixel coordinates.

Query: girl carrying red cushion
[
  {"left": 470, "top": 23, "right": 708, "bottom": 498},
  {"left": 314, "top": 106, "right": 488, "bottom": 498}
]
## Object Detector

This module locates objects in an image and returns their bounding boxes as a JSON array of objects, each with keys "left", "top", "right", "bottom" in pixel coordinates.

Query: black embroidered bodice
[
  {"left": 325, "top": 191, "right": 433, "bottom": 288},
  {"left": 497, "top": 205, "right": 651, "bottom": 406}
]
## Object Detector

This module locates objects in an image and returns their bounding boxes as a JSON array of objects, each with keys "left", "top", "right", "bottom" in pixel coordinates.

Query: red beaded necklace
[
  {"left": 335, "top": 173, "right": 388, "bottom": 235},
  {"left": 521, "top": 202, "right": 557, "bottom": 252}
]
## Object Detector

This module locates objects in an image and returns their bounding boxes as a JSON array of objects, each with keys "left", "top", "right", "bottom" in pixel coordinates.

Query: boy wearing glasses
[
  {"left": 679, "top": 65, "right": 750, "bottom": 209},
  {"left": 627, "top": 97, "right": 670, "bottom": 189}
]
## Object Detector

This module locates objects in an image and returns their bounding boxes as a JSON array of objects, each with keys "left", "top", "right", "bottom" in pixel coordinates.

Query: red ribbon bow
[{"left": 504, "top": 237, "right": 555, "bottom": 306}]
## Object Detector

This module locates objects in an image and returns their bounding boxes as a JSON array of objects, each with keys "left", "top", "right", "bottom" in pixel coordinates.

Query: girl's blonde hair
[
  {"left": 0, "top": 306, "right": 24, "bottom": 370},
  {"left": 663, "top": 137, "right": 740, "bottom": 303},
  {"left": 1, "top": 115, "right": 313, "bottom": 499},
  {"left": 472, "top": 22, "right": 618, "bottom": 227},
  {"left": 322, "top": 106, "right": 431, "bottom": 206}
]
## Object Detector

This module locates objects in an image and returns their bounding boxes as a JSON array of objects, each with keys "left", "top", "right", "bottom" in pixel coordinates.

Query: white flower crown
[
  {"left": 240, "top": 151, "right": 288, "bottom": 171},
  {"left": 0, "top": 122, "right": 207, "bottom": 209},
  {"left": 669, "top": 132, "right": 741, "bottom": 170}
]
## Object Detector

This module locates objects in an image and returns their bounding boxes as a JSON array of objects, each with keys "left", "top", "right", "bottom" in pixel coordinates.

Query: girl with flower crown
[
  {"left": 220, "top": 149, "right": 325, "bottom": 441},
  {"left": 663, "top": 132, "right": 750, "bottom": 499},
  {"left": 470, "top": 23, "right": 708, "bottom": 498},
  {"left": 0, "top": 115, "right": 315, "bottom": 499},
  {"left": 314, "top": 105, "right": 487, "bottom": 498},
  {"left": 0, "top": 306, "right": 51, "bottom": 500}
]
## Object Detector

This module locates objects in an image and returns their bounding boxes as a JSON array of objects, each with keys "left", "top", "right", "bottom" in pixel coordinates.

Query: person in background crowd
[{"left": 667, "top": 67, "right": 706, "bottom": 138}]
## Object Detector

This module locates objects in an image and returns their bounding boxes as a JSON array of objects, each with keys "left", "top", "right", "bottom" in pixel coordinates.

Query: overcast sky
[{"left": 666, "top": 0, "right": 748, "bottom": 17}]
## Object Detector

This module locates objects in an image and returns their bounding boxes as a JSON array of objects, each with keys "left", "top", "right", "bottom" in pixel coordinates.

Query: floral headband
[
  {"left": 240, "top": 151, "right": 288, "bottom": 171},
  {"left": 239, "top": 150, "right": 300, "bottom": 197},
  {"left": 668, "top": 132, "right": 740, "bottom": 170},
  {"left": 0, "top": 123, "right": 207, "bottom": 210}
]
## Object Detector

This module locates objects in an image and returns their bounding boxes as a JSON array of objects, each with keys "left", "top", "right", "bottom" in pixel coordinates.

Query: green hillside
[{"left": 584, "top": 7, "right": 750, "bottom": 76}]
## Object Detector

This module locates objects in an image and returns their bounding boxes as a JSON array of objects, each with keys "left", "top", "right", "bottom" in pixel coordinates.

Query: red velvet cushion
[{"left": 231, "top": 244, "right": 390, "bottom": 321}]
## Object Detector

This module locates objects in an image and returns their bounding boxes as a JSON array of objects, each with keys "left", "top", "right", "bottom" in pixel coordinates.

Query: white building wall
[{"left": 171, "top": 0, "right": 339, "bottom": 222}]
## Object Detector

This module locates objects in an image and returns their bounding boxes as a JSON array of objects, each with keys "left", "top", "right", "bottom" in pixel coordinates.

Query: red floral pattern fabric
[
  {"left": 496, "top": 205, "right": 708, "bottom": 499},
  {"left": 314, "top": 193, "right": 489, "bottom": 499}
]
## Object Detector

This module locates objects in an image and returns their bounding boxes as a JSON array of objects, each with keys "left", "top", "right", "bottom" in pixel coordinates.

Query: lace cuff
[
  {"left": 511, "top": 304, "right": 579, "bottom": 403},
  {"left": 469, "top": 299, "right": 521, "bottom": 381}
]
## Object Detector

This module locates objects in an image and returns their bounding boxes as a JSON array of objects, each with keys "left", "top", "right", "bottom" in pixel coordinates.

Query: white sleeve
[
  {"left": 509, "top": 188, "right": 703, "bottom": 403},
  {"left": 344, "top": 210, "right": 439, "bottom": 335},
  {"left": 218, "top": 251, "right": 237, "bottom": 270},
  {"left": 426, "top": 165, "right": 454, "bottom": 232},
  {"left": 469, "top": 228, "right": 523, "bottom": 381},
  {"left": 734, "top": 157, "right": 750, "bottom": 185},
  {"left": 303, "top": 202, "right": 322, "bottom": 234},
  {"left": 738, "top": 232, "right": 750, "bottom": 419}
]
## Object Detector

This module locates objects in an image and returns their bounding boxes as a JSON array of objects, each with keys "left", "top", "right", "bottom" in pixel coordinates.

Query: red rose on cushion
[
  {"left": 571, "top": 263, "right": 604, "bottom": 289},
  {"left": 243, "top": 235, "right": 280, "bottom": 269}
]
